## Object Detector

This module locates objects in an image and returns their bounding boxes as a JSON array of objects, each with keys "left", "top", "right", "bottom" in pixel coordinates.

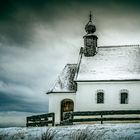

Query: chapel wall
[
  {"left": 76, "top": 81, "right": 140, "bottom": 111},
  {"left": 48, "top": 93, "right": 76, "bottom": 124}
]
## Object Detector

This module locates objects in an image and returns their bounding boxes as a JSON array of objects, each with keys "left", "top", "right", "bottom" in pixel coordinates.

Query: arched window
[
  {"left": 120, "top": 89, "right": 128, "bottom": 104},
  {"left": 97, "top": 91, "right": 104, "bottom": 104}
]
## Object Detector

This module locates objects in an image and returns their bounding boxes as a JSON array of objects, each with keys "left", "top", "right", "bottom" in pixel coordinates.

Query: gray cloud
[{"left": 0, "top": 111, "right": 37, "bottom": 127}]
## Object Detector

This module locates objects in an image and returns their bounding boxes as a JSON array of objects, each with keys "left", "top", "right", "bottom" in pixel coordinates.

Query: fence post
[
  {"left": 70, "top": 112, "right": 74, "bottom": 125},
  {"left": 26, "top": 117, "right": 28, "bottom": 127},
  {"left": 101, "top": 114, "right": 103, "bottom": 124},
  {"left": 52, "top": 113, "right": 55, "bottom": 126}
]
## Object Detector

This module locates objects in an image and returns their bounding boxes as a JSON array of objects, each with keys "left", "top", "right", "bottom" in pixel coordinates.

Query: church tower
[{"left": 83, "top": 12, "right": 98, "bottom": 56}]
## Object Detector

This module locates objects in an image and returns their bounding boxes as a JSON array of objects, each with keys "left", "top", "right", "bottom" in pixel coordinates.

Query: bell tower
[{"left": 83, "top": 12, "right": 98, "bottom": 56}]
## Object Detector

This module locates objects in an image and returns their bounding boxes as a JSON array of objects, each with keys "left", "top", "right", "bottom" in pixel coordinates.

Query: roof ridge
[
  {"left": 66, "top": 64, "right": 77, "bottom": 66},
  {"left": 99, "top": 44, "right": 140, "bottom": 48}
]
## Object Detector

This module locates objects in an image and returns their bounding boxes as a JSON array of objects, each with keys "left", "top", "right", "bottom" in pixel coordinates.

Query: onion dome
[{"left": 85, "top": 11, "right": 96, "bottom": 34}]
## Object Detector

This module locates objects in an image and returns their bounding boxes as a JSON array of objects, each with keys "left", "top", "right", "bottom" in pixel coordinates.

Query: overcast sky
[{"left": 0, "top": 0, "right": 140, "bottom": 127}]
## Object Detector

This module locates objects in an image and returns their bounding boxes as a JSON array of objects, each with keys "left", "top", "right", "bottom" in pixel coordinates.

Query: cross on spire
[{"left": 89, "top": 11, "right": 92, "bottom": 22}]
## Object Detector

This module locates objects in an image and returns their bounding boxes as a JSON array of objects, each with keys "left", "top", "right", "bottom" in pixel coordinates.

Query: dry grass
[
  {"left": 41, "top": 128, "right": 57, "bottom": 140},
  {"left": 70, "top": 127, "right": 93, "bottom": 140}
]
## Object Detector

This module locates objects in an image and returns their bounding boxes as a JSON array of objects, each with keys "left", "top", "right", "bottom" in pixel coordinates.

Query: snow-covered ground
[{"left": 0, "top": 124, "right": 140, "bottom": 140}]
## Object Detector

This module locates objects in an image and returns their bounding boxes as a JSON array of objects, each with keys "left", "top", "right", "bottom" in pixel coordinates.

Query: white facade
[
  {"left": 48, "top": 93, "right": 75, "bottom": 124},
  {"left": 48, "top": 81, "right": 140, "bottom": 124},
  {"left": 76, "top": 81, "right": 140, "bottom": 111}
]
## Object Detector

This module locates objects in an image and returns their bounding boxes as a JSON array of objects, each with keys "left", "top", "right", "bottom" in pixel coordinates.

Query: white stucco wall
[
  {"left": 48, "top": 81, "right": 140, "bottom": 124},
  {"left": 48, "top": 93, "right": 75, "bottom": 124},
  {"left": 76, "top": 81, "right": 140, "bottom": 111}
]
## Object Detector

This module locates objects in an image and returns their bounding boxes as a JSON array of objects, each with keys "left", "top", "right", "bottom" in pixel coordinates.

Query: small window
[
  {"left": 97, "top": 92, "right": 104, "bottom": 104},
  {"left": 120, "top": 92, "right": 128, "bottom": 104}
]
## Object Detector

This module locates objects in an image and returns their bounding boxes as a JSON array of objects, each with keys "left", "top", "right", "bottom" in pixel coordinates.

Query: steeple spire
[
  {"left": 83, "top": 12, "right": 98, "bottom": 57},
  {"left": 89, "top": 11, "right": 92, "bottom": 22},
  {"left": 85, "top": 11, "right": 96, "bottom": 34}
]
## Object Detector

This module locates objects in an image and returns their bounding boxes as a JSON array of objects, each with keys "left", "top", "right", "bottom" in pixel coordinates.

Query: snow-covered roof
[
  {"left": 47, "top": 64, "right": 77, "bottom": 94},
  {"left": 76, "top": 45, "right": 140, "bottom": 81}
]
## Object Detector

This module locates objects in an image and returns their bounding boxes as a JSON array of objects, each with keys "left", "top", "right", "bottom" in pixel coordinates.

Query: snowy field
[{"left": 0, "top": 124, "right": 140, "bottom": 140}]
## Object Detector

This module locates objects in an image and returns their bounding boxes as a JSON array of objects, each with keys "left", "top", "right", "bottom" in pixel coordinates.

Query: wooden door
[{"left": 61, "top": 99, "right": 74, "bottom": 121}]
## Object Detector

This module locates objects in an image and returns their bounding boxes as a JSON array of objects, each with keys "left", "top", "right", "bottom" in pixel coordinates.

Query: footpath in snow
[{"left": 0, "top": 124, "right": 140, "bottom": 140}]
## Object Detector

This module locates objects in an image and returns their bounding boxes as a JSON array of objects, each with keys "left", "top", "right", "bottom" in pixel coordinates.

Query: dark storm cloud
[
  {"left": 1, "top": 0, "right": 140, "bottom": 46},
  {"left": 0, "top": 0, "right": 49, "bottom": 46}
]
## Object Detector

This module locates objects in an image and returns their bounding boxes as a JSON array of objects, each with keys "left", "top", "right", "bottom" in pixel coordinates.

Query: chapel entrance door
[{"left": 61, "top": 99, "right": 74, "bottom": 121}]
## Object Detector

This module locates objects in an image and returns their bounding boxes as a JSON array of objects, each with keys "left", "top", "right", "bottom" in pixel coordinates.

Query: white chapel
[{"left": 46, "top": 13, "right": 140, "bottom": 124}]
